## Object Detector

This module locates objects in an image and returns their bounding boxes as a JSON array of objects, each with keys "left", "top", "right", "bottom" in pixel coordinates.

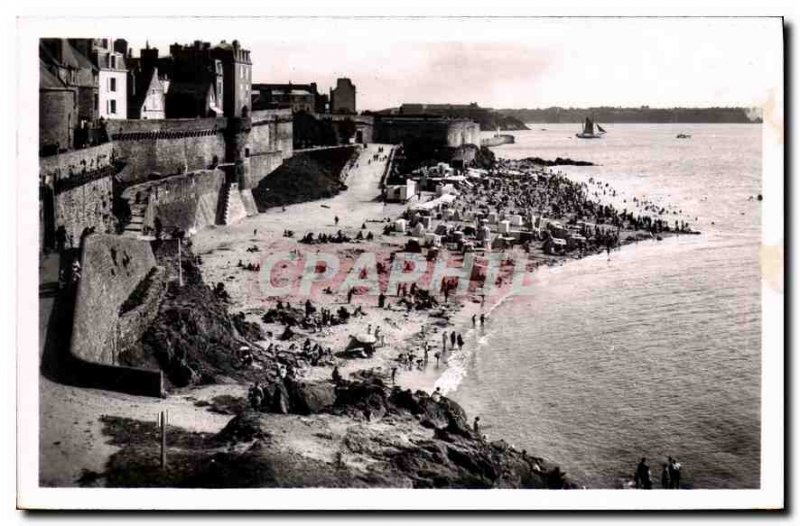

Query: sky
[{"left": 126, "top": 17, "right": 782, "bottom": 111}]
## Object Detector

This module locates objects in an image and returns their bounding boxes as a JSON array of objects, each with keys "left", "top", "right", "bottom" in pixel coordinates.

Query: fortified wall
[
  {"left": 375, "top": 116, "right": 480, "bottom": 148},
  {"left": 41, "top": 109, "right": 294, "bottom": 246},
  {"left": 106, "top": 118, "right": 228, "bottom": 184},
  {"left": 69, "top": 233, "right": 164, "bottom": 396},
  {"left": 39, "top": 143, "right": 117, "bottom": 248}
]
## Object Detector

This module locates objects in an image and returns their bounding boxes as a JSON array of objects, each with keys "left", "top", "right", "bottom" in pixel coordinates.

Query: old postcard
[{"left": 16, "top": 14, "right": 784, "bottom": 510}]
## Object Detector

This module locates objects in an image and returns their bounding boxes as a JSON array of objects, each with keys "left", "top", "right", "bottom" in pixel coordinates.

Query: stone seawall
[
  {"left": 246, "top": 109, "right": 293, "bottom": 189},
  {"left": 141, "top": 170, "right": 226, "bottom": 235},
  {"left": 70, "top": 234, "right": 163, "bottom": 396},
  {"left": 117, "top": 266, "right": 167, "bottom": 355}
]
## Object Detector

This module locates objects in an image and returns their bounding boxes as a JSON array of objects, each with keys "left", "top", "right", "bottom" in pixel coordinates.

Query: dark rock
[
  {"left": 286, "top": 380, "right": 336, "bottom": 415},
  {"left": 215, "top": 412, "right": 272, "bottom": 444}
]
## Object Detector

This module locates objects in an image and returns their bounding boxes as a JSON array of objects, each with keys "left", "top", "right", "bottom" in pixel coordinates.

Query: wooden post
[
  {"left": 177, "top": 239, "right": 183, "bottom": 287},
  {"left": 160, "top": 410, "right": 167, "bottom": 469}
]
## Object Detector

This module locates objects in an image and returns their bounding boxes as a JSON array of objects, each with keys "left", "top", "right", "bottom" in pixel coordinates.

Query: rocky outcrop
[{"left": 522, "top": 156, "right": 596, "bottom": 167}]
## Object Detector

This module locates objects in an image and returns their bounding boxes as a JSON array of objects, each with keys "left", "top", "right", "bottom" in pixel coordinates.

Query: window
[
  {"left": 110, "top": 55, "right": 116, "bottom": 69},
  {"left": 110, "top": 100, "right": 117, "bottom": 114},
  {"left": 110, "top": 78, "right": 116, "bottom": 92}
]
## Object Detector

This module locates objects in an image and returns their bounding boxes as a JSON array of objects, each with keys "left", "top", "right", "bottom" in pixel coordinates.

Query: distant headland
[
  {"left": 494, "top": 106, "right": 762, "bottom": 124},
  {"left": 372, "top": 104, "right": 762, "bottom": 129}
]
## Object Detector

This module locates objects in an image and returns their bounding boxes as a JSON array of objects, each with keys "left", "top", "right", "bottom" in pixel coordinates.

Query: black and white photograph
[{"left": 13, "top": 9, "right": 785, "bottom": 512}]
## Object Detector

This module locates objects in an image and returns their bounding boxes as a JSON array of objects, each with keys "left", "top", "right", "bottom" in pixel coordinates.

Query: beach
[{"left": 39, "top": 136, "right": 716, "bottom": 488}]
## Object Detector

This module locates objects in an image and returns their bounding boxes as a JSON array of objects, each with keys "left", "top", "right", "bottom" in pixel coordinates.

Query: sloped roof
[
  {"left": 39, "top": 39, "right": 96, "bottom": 72},
  {"left": 129, "top": 67, "right": 164, "bottom": 110},
  {"left": 39, "top": 59, "right": 69, "bottom": 90}
]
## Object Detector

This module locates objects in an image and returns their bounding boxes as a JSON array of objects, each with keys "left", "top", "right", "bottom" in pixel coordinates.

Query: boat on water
[{"left": 575, "top": 117, "right": 606, "bottom": 139}]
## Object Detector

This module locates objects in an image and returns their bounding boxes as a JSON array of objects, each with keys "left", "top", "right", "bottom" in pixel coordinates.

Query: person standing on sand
[
  {"left": 473, "top": 416, "right": 481, "bottom": 434},
  {"left": 442, "top": 331, "right": 447, "bottom": 351},
  {"left": 457, "top": 333, "right": 464, "bottom": 350},
  {"left": 450, "top": 331, "right": 456, "bottom": 350},
  {"left": 668, "top": 457, "right": 682, "bottom": 489},
  {"left": 480, "top": 313, "right": 486, "bottom": 326},
  {"left": 635, "top": 458, "right": 653, "bottom": 489},
  {"left": 391, "top": 367, "right": 397, "bottom": 384},
  {"left": 472, "top": 314, "right": 476, "bottom": 327},
  {"left": 661, "top": 463, "right": 671, "bottom": 489},
  {"left": 434, "top": 352, "right": 440, "bottom": 367},
  {"left": 335, "top": 215, "right": 339, "bottom": 226}
]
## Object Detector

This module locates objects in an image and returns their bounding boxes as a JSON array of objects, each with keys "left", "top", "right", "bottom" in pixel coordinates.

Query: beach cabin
[
  {"left": 499, "top": 220, "right": 511, "bottom": 234},
  {"left": 385, "top": 179, "right": 418, "bottom": 203},
  {"left": 394, "top": 219, "right": 408, "bottom": 233}
]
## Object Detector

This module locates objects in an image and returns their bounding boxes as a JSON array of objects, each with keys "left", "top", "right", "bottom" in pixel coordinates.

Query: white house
[{"left": 93, "top": 38, "right": 127, "bottom": 119}]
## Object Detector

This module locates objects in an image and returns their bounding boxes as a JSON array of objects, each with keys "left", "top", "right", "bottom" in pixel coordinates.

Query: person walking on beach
[
  {"left": 473, "top": 416, "right": 481, "bottom": 434},
  {"left": 472, "top": 314, "right": 477, "bottom": 327},
  {"left": 457, "top": 333, "right": 464, "bottom": 350},
  {"left": 480, "top": 313, "right": 486, "bottom": 327},
  {"left": 442, "top": 331, "right": 447, "bottom": 352},
  {"left": 668, "top": 457, "right": 682, "bottom": 489},
  {"left": 635, "top": 458, "right": 653, "bottom": 489},
  {"left": 334, "top": 215, "right": 339, "bottom": 226},
  {"left": 434, "top": 351, "right": 440, "bottom": 367},
  {"left": 450, "top": 331, "right": 456, "bottom": 350},
  {"left": 391, "top": 366, "right": 397, "bottom": 384}
]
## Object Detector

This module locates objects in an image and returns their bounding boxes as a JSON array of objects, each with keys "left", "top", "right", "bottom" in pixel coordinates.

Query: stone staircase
[
  {"left": 218, "top": 182, "right": 248, "bottom": 226},
  {"left": 123, "top": 203, "right": 148, "bottom": 237}
]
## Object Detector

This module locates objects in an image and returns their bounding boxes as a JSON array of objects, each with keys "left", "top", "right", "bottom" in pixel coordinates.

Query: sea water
[{"left": 441, "top": 123, "right": 762, "bottom": 489}]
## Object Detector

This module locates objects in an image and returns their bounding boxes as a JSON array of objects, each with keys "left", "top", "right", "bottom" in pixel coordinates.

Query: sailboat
[{"left": 575, "top": 117, "right": 606, "bottom": 139}]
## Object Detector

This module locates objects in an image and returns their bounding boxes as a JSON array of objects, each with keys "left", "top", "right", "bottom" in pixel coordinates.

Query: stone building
[
  {"left": 39, "top": 59, "right": 78, "bottom": 155},
  {"left": 39, "top": 39, "right": 101, "bottom": 153},
  {"left": 251, "top": 83, "right": 324, "bottom": 113},
  {"left": 211, "top": 40, "right": 252, "bottom": 118},
  {"left": 329, "top": 77, "right": 356, "bottom": 114},
  {"left": 161, "top": 40, "right": 250, "bottom": 118}
]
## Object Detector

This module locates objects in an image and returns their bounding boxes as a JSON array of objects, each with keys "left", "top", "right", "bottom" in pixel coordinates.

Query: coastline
[{"left": 40, "top": 143, "right": 699, "bottom": 489}]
